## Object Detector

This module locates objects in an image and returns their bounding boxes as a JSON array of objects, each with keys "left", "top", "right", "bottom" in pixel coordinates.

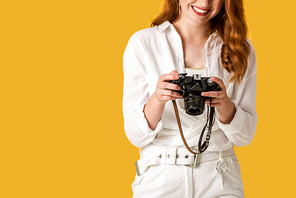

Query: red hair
[{"left": 151, "top": 0, "right": 251, "bottom": 83}]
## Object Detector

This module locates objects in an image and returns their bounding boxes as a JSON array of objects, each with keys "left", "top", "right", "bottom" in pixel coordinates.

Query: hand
[
  {"left": 144, "top": 70, "right": 183, "bottom": 130},
  {"left": 201, "top": 76, "right": 230, "bottom": 108},
  {"left": 201, "top": 76, "right": 235, "bottom": 124},
  {"left": 155, "top": 70, "right": 183, "bottom": 103}
]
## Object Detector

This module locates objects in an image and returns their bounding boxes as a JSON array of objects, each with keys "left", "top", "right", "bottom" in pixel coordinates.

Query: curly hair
[{"left": 151, "top": 0, "right": 251, "bottom": 83}]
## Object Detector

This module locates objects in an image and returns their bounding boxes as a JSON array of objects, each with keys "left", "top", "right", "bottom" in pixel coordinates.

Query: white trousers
[{"left": 132, "top": 146, "right": 244, "bottom": 198}]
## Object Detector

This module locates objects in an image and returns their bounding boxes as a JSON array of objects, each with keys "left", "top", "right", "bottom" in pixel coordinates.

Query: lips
[{"left": 191, "top": 5, "right": 211, "bottom": 16}]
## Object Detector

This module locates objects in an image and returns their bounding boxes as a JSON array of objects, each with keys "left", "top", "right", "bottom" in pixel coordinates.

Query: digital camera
[{"left": 169, "top": 73, "right": 220, "bottom": 115}]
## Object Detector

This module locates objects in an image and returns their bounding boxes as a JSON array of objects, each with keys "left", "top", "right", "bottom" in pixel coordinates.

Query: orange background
[{"left": 1, "top": 0, "right": 296, "bottom": 197}]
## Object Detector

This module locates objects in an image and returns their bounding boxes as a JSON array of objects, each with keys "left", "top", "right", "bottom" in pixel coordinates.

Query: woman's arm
[
  {"left": 123, "top": 34, "right": 181, "bottom": 148},
  {"left": 202, "top": 41, "right": 257, "bottom": 147},
  {"left": 202, "top": 76, "right": 236, "bottom": 124},
  {"left": 144, "top": 71, "right": 181, "bottom": 130}
]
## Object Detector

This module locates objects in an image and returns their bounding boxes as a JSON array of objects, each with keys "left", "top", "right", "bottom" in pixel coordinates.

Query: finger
[
  {"left": 201, "top": 91, "right": 224, "bottom": 98},
  {"left": 205, "top": 99, "right": 222, "bottom": 107},
  {"left": 205, "top": 98, "right": 218, "bottom": 105},
  {"left": 211, "top": 76, "right": 225, "bottom": 90},
  {"left": 169, "top": 70, "right": 179, "bottom": 75},
  {"left": 162, "top": 89, "right": 183, "bottom": 98},
  {"left": 159, "top": 74, "right": 179, "bottom": 82},
  {"left": 206, "top": 102, "right": 221, "bottom": 108},
  {"left": 161, "top": 96, "right": 180, "bottom": 101},
  {"left": 157, "top": 94, "right": 177, "bottom": 102},
  {"left": 160, "top": 82, "right": 180, "bottom": 90}
]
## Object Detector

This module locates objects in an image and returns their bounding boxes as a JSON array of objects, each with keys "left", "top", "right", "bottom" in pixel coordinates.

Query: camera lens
[{"left": 184, "top": 93, "right": 205, "bottom": 115}]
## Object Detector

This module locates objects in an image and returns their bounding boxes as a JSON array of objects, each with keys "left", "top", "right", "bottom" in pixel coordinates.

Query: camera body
[{"left": 169, "top": 73, "right": 220, "bottom": 115}]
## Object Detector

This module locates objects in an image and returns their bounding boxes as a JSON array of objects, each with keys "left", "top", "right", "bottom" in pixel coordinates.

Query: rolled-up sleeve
[
  {"left": 122, "top": 34, "right": 163, "bottom": 148},
  {"left": 217, "top": 43, "right": 258, "bottom": 147}
]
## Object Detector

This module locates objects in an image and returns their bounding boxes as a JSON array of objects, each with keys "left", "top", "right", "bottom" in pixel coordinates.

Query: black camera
[{"left": 169, "top": 73, "right": 220, "bottom": 115}]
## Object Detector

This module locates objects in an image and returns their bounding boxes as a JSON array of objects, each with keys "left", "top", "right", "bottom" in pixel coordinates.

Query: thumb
[{"left": 170, "top": 70, "right": 179, "bottom": 75}]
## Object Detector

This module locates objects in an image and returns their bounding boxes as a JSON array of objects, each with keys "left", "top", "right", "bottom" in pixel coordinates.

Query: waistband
[{"left": 135, "top": 145, "right": 235, "bottom": 176}]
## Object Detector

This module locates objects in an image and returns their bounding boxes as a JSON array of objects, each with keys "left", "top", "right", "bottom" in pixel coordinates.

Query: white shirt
[{"left": 122, "top": 21, "right": 257, "bottom": 151}]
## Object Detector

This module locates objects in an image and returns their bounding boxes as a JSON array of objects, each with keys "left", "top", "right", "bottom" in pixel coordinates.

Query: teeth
[{"left": 193, "top": 6, "right": 208, "bottom": 13}]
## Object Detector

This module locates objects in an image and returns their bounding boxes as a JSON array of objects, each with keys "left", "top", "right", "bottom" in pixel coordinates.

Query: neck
[{"left": 172, "top": 17, "right": 212, "bottom": 46}]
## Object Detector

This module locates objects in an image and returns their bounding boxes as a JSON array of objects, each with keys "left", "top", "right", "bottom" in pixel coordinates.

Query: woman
[{"left": 123, "top": 0, "right": 257, "bottom": 197}]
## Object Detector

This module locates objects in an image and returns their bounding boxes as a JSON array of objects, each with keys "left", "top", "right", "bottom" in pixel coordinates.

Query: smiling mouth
[{"left": 192, "top": 6, "right": 210, "bottom": 14}]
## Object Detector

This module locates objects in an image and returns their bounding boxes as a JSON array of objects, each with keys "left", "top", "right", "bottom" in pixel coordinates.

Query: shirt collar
[
  {"left": 158, "top": 21, "right": 218, "bottom": 38},
  {"left": 157, "top": 21, "right": 171, "bottom": 32}
]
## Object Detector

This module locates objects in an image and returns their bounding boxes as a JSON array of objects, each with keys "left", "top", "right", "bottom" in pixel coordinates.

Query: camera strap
[
  {"left": 172, "top": 99, "right": 215, "bottom": 154},
  {"left": 198, "top": 103, "right": 215, "bottom": 153}
]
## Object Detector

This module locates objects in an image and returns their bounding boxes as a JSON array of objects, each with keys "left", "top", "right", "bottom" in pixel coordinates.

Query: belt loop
[
  {"left": 164, "top": 147, "right": 168, "bottom": 164},
  {"left": 174, "top": 148, "right": 178, "bottom": 164},
  {"left": 166, "top": 147, "right": 177, "bottom": 165},
  {"left": 193, "top": 154, "right": 199, "bottom": 167},
  {"left": 135, "top": 161, "right": 140, "bottom": 176},
  {"left": 219, "top": 150, "right": 223, "bottom": 159}
]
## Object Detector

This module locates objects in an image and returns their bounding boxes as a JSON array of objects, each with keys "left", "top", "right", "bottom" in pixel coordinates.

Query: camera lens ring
[{"left": 184, "top": 93, "right": 205, "bottom": 115}]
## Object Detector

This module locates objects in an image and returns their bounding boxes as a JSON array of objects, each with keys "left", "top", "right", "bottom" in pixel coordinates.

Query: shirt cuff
[
  {"left": 135, "top": 103, "right": 164, "bottom": 136},
  {"left": 216, "top": 103, "right": 244, "bottom": 134}
]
